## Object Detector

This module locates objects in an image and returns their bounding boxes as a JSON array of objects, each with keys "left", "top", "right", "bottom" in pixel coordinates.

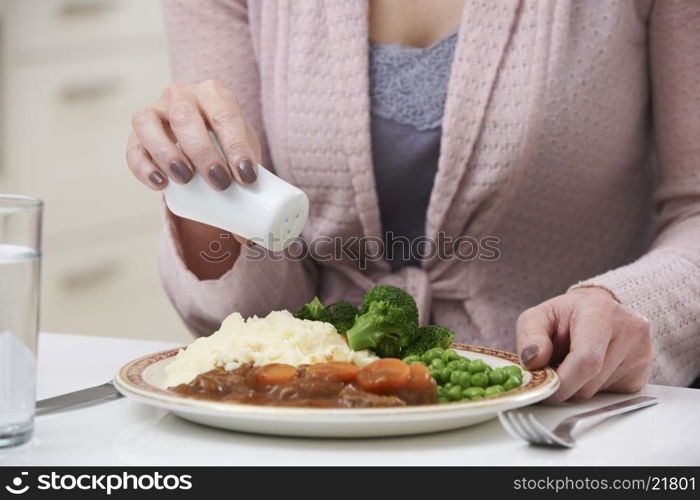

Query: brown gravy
[{"left": 170, "top": 362, "right": 437, "bottom": 408}]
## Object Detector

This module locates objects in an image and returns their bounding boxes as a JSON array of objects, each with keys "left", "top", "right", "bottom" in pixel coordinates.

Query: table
[{"left": 1, "top": 333, "right": 698, "bottom": 466}]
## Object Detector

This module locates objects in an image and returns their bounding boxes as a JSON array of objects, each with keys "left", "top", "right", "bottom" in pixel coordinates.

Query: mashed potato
[{"left": 163, "top": 310, "right": 377, "bottom": 387}]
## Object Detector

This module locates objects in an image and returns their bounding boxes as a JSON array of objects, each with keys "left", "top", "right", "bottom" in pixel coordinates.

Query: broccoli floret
[
  {"left": 346, "top": 285, "right": 419, "bottom": 357},
  {"left": 295, "top": 296, "right": 330, "bottom": 322},
  {"left": 295, "top": 297, "right": 359, "bottom": 333},
  {"left": 325, "top": 301, "right": 360, "bottom": 333},
  {"left": 402, "top": 325, "right": 455, "bottom": 357}
]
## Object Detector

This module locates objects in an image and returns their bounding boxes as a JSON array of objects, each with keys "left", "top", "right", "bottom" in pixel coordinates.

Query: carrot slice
[
  {"left": 306, "top": 362, "right": 359, "bottom": 383},
  {"left": 404, "top": 363, "right": 436, "bottom": 392},
  {"left": 356, "top": 358, "right": 411, "bottom": 394},
  {"left": 255, "top": 364, "right": 298, "bottom": 386}
]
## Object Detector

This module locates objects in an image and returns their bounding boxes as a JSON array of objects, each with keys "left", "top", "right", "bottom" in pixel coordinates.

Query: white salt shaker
[{"left": 164, "top": 134, "right": 309, "bottom": 252}]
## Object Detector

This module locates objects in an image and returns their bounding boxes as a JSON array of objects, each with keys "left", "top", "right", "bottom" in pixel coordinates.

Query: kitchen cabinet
[
  {"left": 11, "top": 0, "right": 164, "bottom": 56},
  {"left": 41, "top": 229, "right": 187, "bottom": 342},
  {"left": 6, "top": 52, "right": 170, "bottom": 236},
  {"left": 0, "top": 0, "right": 191, "bottom": 343}
]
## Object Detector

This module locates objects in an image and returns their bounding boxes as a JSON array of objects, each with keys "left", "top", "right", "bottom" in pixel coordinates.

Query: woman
[{"left": 126, "top": 0, "right": 700, "bottom": 401}]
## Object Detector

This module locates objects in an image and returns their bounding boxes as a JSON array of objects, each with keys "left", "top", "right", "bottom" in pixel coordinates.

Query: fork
[{"left": 498, "top": 396, "right": 658, "bottom": 448}]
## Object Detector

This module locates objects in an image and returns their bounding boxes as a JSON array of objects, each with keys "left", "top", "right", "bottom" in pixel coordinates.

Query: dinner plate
[{"left": 114, "top": 344, "right": 559, "bottom": 438}]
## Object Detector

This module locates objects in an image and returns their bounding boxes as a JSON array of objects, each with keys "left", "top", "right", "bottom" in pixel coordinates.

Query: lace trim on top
[{"left": 369, "top": 31, "right": 458, "bottom": 131}]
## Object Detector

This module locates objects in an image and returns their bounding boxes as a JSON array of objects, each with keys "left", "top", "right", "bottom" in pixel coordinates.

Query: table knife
[{"left": 35, "top": 381, "right": 122, "bottom": 416}]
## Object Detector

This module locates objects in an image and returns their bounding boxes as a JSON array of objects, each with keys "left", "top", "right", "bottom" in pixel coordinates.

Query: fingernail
[
  {"left": 208, "top": 164, "right": 231, "bottom": 191},
  {"left": 149, "top": 171, "right": 166, "bottom": 186},
  {"left": 237, "top": 159, "right": 257, "bottom": 184},
  {"left": 169, "top": 160, "right": 193, "bottom": 183},
  {"left": 520, "top": 344, "right": 539, "bottom": 366}
]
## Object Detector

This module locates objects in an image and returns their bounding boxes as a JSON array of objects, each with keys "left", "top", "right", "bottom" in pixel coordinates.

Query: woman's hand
[
  {"left": 126, "top": 79, "right": 261, "bottom": 192},
  {"left": 126, "top": 79, "right": 263, "bottom": 278},
  {"left": 515, "top": 287, "right": 653, "bottom": 402}
]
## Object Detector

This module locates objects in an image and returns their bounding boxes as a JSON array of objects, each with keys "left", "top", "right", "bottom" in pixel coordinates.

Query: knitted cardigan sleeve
[
  {"left": 158, "top": 0, "right": 318, "bottom": 337},
  {"left": 570, "top": 0, "right": 700, "bottom": 386}
]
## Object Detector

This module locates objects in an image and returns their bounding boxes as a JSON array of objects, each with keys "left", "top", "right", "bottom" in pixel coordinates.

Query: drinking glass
[{"left": 0, "top": 194, "right": 42, "bottom": 448}]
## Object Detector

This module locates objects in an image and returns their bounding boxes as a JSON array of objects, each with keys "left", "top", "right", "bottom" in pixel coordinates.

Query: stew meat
[{"left": 170, "top": 359, "right": 437, "bottom": 408}]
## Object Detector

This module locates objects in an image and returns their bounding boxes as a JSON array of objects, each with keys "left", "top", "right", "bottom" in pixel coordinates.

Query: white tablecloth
[{"left": 1, "top": 332, "right": 698, "bottom": 466}]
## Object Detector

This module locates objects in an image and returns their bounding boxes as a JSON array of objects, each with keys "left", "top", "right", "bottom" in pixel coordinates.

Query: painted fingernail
[
  {"left": 208, "top": 164, "right": 232, "bottom": 191},
  {"left": 169, "top": 160, "right": 193, "bottom": 183},
  {"left": 149, "top": 171, "right": 166, "bottom": 186},
  {"left": 520, "top": 344, "right": 539, "bottom": 366},
  {"left": 237, "top": 159, "right": 257, "bottom": 184}
]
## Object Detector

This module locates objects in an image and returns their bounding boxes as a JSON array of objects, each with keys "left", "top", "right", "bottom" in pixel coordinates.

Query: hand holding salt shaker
[{"left": 164, "top": 133, "right": 309, "bottom": 252}]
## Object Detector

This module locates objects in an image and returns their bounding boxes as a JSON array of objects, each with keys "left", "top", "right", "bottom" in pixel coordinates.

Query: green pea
[
  {"left": 447, "top": 385, "right": 463, "bottom": 401},
  {"left": 470, "top": 396, "right": 485, "bottom": 401},
  {"left": 443, "top": 382, "right": 454, "bottom": 390},
  {"left": 441, "top": 349, "right": 461, "bottom": 363},
  {"left": 437, "top": 386, "right": 447, "bottom": 397},
  {"left": 429, "top": 368, "right": 441, "bottom": 382},
  {"left": 445, "top": 358, "right": 466, "bottom": 371},
  {"left": 462, "top": 386, "right": 485, "bottom": 399},
  {"left": 468, "top": 359, "right": 488, "bottom": 373},
  {"left": 439, "top": 367, "right": 454, "bottom": 384},
  {"left": 421, "top": 347, "right": 445, "bottom": 363},
  {"left": 438, "top": 396, "right": 450, "bottom": 404},
  {"left": 449, "top": 370, "right": 463, "bottom": 385},
  {"left": 429, "top": 358, "right": 446, "bottom": 370},
  {"left": 471, "top": 372, "right": 489, "bottom": 387},
  {"left": 456, "top": 359, "right": 470, "bottom": 371},
  {"left": 402, "top": 355, "right": 422, "bottom": 365},
  {"left": 488, "top": 369, "right": 507, "bottom": 385},
  {"left": 456, "top": 371, "right": 472, "bottom": 389},
  {"left": 503, "top": 365, "right": 523, "bottom": 377},
  {"left": 485, "top": 385, "right": 505, "bottom": 397},
  {"left": 447, "top": 359, "right": 463, "bottom": 369},
  {"left": 503, "top": 375, "right": 522, "bottom": 391}
]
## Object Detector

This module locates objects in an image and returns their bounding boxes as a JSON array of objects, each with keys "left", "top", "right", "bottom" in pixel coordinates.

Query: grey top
[{"left": 369, "top": 32, "right": 458, "bottom": 270}]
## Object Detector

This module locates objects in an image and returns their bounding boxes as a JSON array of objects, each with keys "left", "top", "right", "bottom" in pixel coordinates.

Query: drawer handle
[
  {"left": 60, "top": 78, "right": 120, "bottom": 103},
  {"left": 59, "top": 260, "right": 121, "bottom": 291},
  {"left": 58, "top": 0, "right": 116, "bottom": 18}
]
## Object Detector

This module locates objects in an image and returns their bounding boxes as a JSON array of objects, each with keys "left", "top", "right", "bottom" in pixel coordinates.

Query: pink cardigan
[{"left": 159, "top": 0, "right": 700, "bottom": 386}]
